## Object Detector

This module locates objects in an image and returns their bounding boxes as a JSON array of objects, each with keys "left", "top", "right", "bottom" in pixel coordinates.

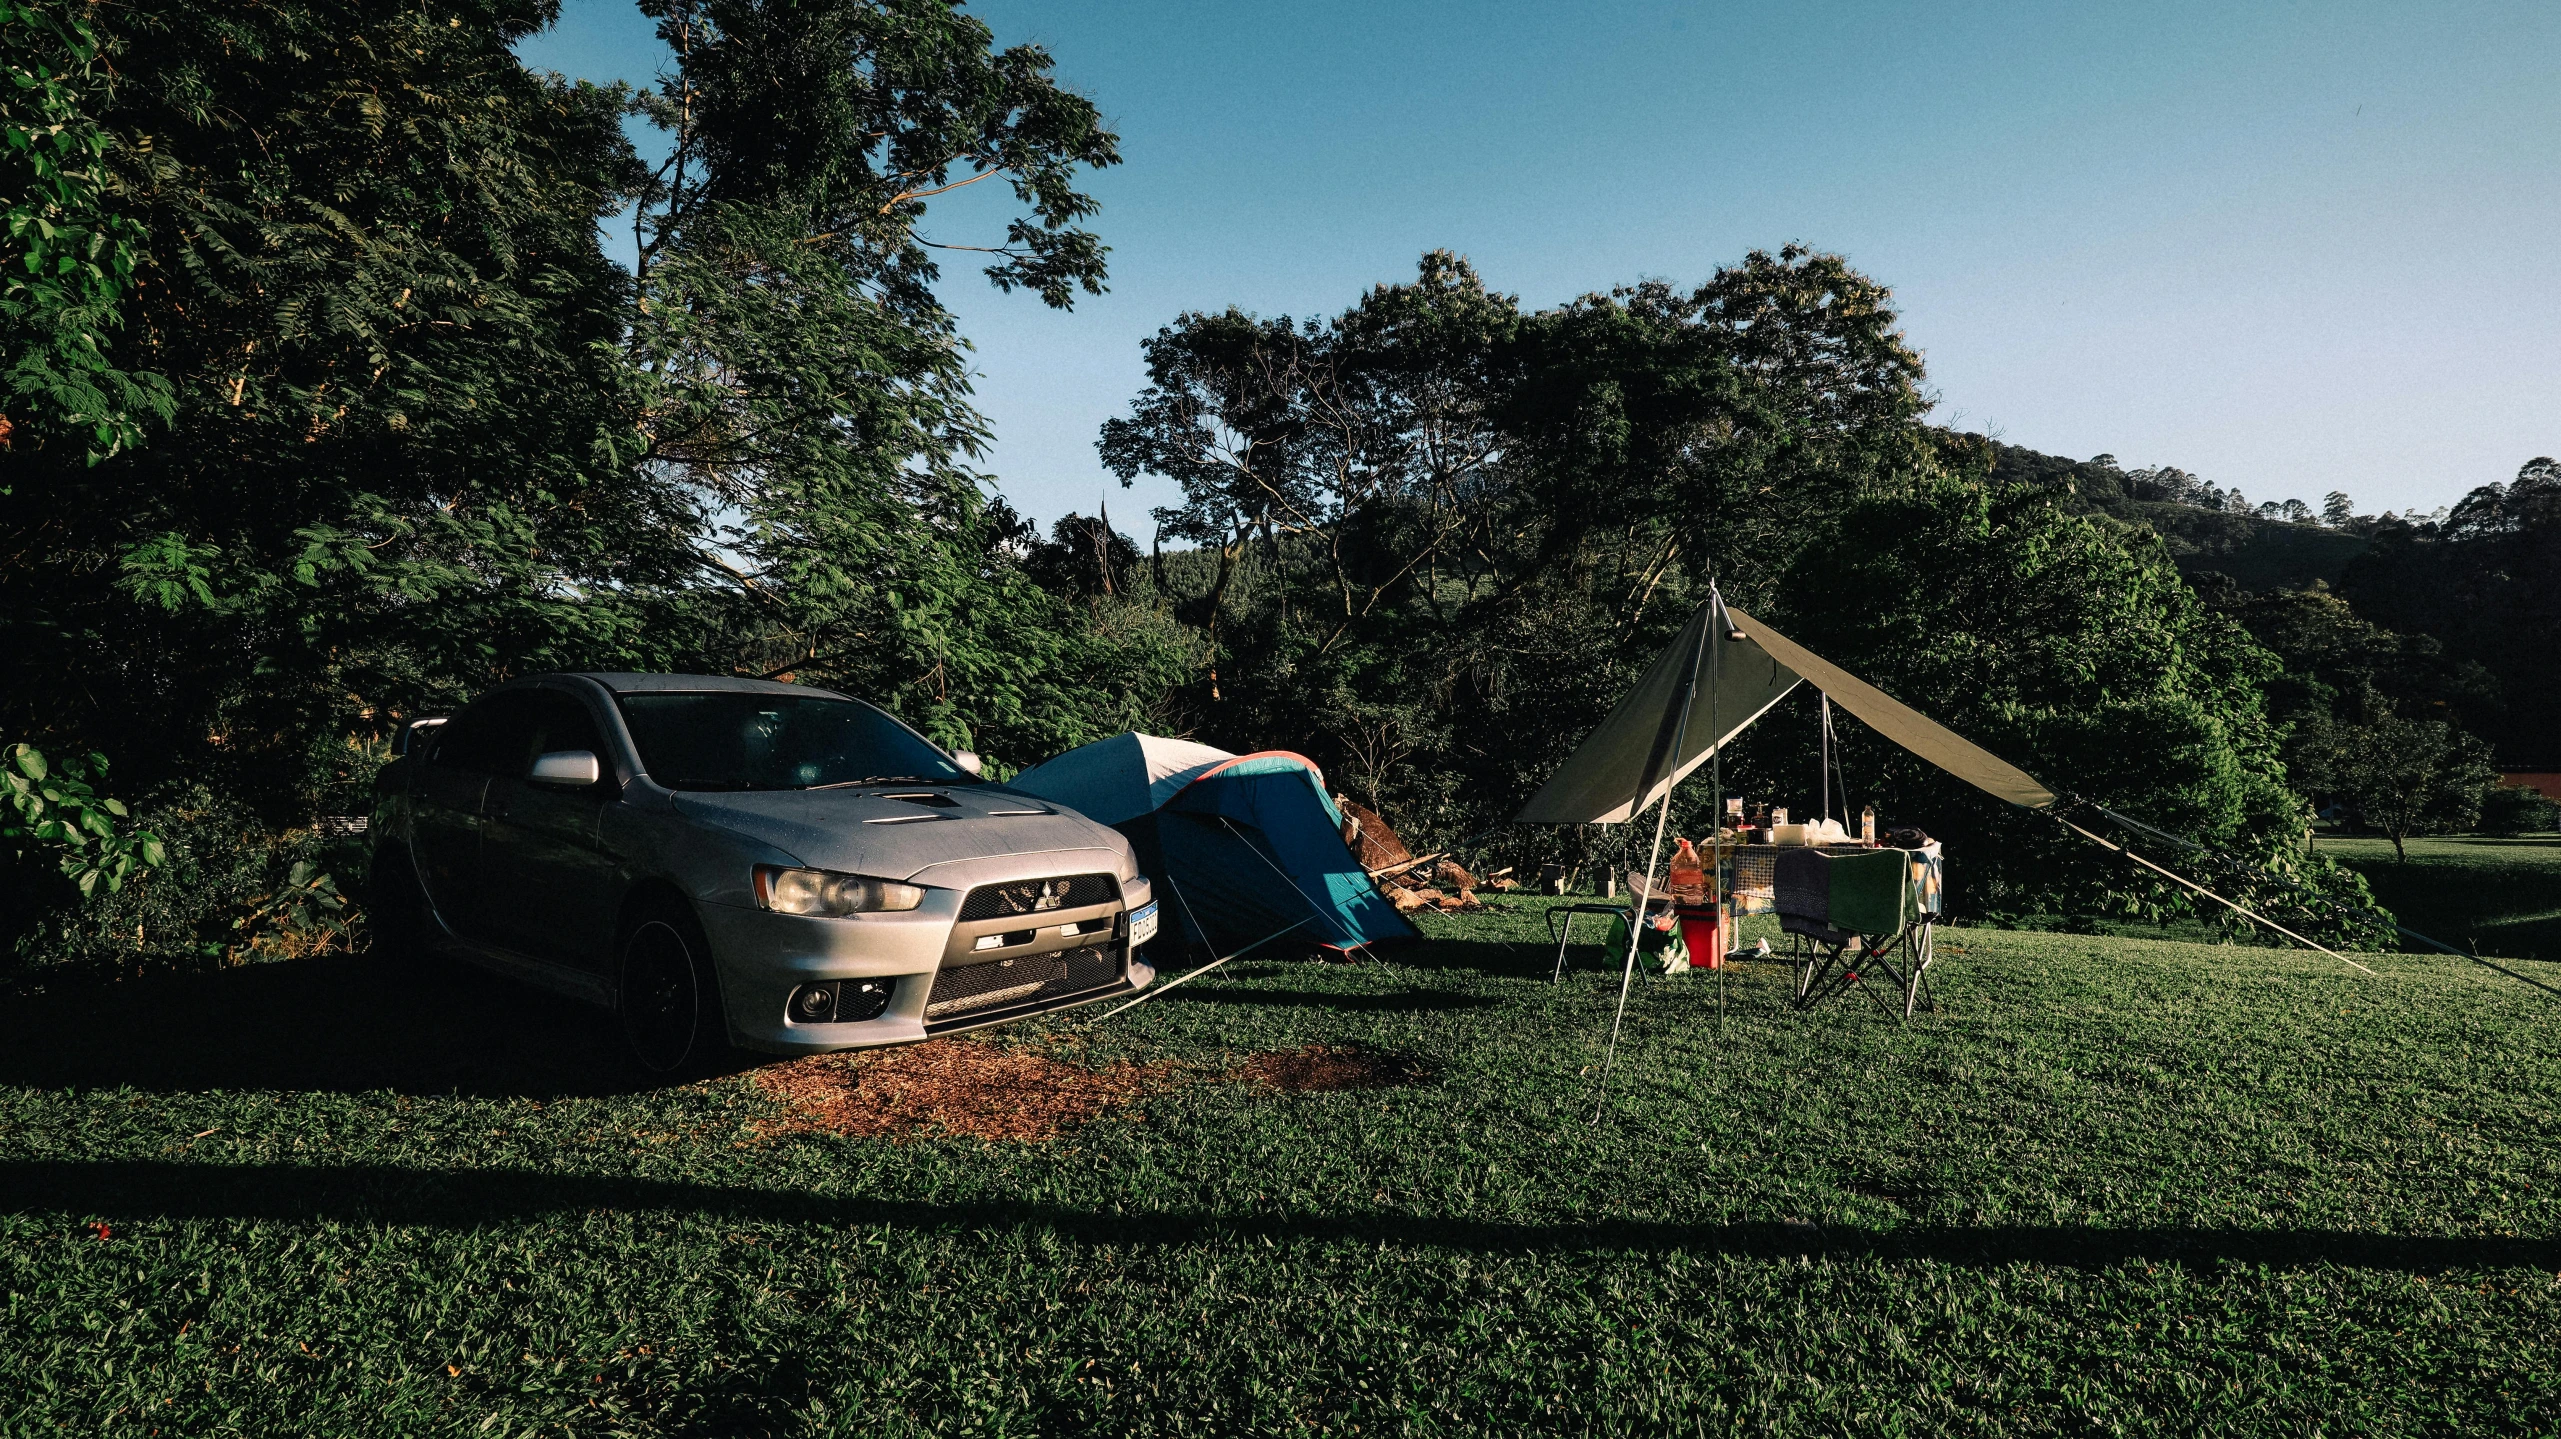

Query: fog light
[
  {"left": 788, "top": 983, "right": 836, "bottom": 1023},
  {"left": 840, "top": 978, "right": 894, "bottom": 1022}
]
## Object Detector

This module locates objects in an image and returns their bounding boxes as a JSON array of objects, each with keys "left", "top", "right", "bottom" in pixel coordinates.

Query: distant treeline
[{"left": 1991, "top": 445, "right": 2559, "bottom": 775}]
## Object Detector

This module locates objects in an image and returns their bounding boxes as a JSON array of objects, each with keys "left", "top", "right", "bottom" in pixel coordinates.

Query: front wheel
[{"left": 618, "top": 900, "right": 723, "bottom": 1076}]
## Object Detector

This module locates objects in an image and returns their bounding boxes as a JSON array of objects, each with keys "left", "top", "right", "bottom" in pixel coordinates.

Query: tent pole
[
  {"left": 1592, "top": 604, "right": 1714, "bottom": 1124},
  {"left": 1591, "top": 786, "right": 1676, "bottom": 1124},
  {"left": 1711, "top": 587, "right": 1726, "bottom": 1027},
  {"left": 1820, "top": 692, "right": 1831, "bottom": 825}
]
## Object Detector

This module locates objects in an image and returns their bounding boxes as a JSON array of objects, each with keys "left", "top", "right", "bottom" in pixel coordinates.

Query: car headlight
[{"left": 754, "top": 866, "right": 926, "bottom": 916}]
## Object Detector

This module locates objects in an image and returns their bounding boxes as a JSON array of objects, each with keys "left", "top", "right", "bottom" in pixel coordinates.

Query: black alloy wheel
[{"left": 619, "top": 904, "right": 716, "bottom": 1075}]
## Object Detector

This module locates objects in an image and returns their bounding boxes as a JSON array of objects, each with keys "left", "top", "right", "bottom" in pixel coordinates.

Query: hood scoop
[{"left": 884, "top": 792, "right": 960, "bottom": 808}]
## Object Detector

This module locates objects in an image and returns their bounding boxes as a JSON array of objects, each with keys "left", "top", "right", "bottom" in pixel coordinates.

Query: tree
[
  {"left": 2322, "top": 491, "right": 2355, "bottom": 527},
  {"left": 2205, "top": 581, "right": 2501, "bottom": 796},
  {"left": 4, "top": 0, "right": 668, "bottom": 818},
  {"left": 616, "top": 0, "right": 1135, "bottom": 757},
  {"left": 1, "top": 0, "right": 1142, "bottom": 823},
  {"left": 1759, "top": 480, "right": 2387, "bottom": 939},
  {"left": 1097, "top": 246, "right": 1946, "bottom": 841},
  {"left": 2330, "top": 716, "right": 2496, "bottom": 861}
]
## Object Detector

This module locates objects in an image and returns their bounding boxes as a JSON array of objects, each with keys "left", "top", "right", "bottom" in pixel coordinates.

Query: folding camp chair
[
  {"left": 1773, "top": 845, "right": 1944, "bottom": 1019},
  {"left": 1545, "top": 881, "right": 1677, "bottom": 983}
]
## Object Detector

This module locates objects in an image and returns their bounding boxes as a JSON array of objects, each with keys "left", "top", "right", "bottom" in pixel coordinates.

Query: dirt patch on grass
[
  {"left": 752, "top": 1038, "right": 1185, "bottom": 1142},
  {"left": 1234, "top": 1043, "right": 1433, "bottom": 1093}
]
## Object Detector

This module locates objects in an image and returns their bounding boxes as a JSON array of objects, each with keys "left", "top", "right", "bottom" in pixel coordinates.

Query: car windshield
[{"left": 616, "top": 692, "right": 970, "bottom": 792}]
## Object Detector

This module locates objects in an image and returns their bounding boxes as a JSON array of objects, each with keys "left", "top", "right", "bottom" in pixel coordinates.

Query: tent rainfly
[{"left": 1008, "top": 732, "right": 1419, "bottom": 958}]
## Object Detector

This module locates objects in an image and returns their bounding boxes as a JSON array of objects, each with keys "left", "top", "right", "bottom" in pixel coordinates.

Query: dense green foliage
[
  {"left": 0, "top": 743, "right": 162, "bottom": 901},
  {"left": 1992, "top": 443, "right": 2545, "bottom": 851},
  {"left": 0, "top": 0, "right": 171, "bottom": 454},
  {"left": 5, "top": 905, "right": 2554, "bottom": 1433},
  {"left": 0, "top": 0, "right": 1173, "bottom": 959},
  {"left": 1090, "top": 254, "right": 2381, "bottom": 935},
  {"left": 1760, "top": 484, "right": 2388, "bottom": 941}
]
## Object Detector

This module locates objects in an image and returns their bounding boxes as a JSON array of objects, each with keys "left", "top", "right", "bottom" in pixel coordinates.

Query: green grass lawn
[
  {"left": 4, "top": 903, "right": 2557, "bottom": 1436},
  {"left": 2317, "top": 833, "right": 2561, "bottom": 963}
]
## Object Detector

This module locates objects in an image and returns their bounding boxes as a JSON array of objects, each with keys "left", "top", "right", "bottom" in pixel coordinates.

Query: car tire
[
  {"left": 366, "top": 842, "right": 431, "bottom": 961},
  {"left": 617, "top": 898, "right": 724, "bottom": 1076}
]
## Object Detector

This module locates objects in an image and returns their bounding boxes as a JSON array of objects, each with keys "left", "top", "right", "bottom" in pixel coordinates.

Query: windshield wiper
[{"left": 806, "top": 774, "right": 947, "bottom": 790}]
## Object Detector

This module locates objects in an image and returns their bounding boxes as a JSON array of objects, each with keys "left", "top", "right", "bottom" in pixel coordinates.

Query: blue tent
[{"left": 1008, "top": 733, "right": 1419, "bottom": 956}]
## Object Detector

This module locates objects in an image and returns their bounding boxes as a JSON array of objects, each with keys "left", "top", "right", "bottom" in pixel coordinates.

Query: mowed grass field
[
  {"left": 4, "top": 901, "right": 2557, "bottom": 1436},
  {"left": 2318, "top": 833, "right": 2561, "bottom": 964}
]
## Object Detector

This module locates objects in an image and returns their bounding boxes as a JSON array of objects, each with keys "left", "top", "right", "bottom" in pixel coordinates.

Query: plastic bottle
[
  {"left": 1667, "top": 836, "right": 1707, "bottom": 903},
  {"left": 1862, "top": 804, "right": 1877, "bottom": 844}
]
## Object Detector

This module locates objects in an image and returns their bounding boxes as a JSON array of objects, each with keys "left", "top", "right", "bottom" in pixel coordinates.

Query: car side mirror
[
  {"left": 395, "top": 716, "right": 447, "bottom": 758},
  {"left": 529, "top": 750, "right": 601, "bottom": 787},
  {"left": 953, "top": 750, "right": 984, "bottom": 777}
]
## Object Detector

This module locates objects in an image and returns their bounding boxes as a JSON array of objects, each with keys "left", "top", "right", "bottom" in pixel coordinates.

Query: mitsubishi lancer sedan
[{"left": 367, "top": 674, "right": 1158, "bottom": 1073}]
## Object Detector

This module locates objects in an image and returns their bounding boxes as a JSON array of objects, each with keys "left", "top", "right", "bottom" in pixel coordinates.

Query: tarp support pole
[
  {"left": 1711, "top": 588, "right": 1726, "bottom": 1025},
  {"left": 1593, "top": 602, "right": 1714, "bottom": 1123}
]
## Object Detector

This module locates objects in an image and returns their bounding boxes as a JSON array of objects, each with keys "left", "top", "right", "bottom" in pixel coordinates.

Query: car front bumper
[{"left": 698, "top": 873, "right": 1157, "bottom": 1054}]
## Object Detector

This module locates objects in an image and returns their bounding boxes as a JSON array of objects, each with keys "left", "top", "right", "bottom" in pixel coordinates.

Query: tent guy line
[
  {"left": 1095, "top": 911, "right": 1315, "bottom": 1019},
  {"left": 2052, "top": 814, "right": 2374, "bottom": 976}
]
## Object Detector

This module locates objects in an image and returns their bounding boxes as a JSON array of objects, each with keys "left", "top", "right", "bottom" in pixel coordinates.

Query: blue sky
[{"left": 520, "top": 0, "right": 2560, "bottom": 538}]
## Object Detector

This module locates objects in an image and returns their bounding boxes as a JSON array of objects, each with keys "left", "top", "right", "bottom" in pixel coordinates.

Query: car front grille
[
  {"left": 925, "top": 944, "right": 1125, "bottom": 1021},
  {"left": 956, "top": 873, "right": 1118, "bottom": 922}
]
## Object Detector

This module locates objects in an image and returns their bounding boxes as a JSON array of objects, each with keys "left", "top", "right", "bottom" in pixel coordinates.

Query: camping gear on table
[
  {"left": 1008, "top": 732, "right": 1418, "bottom": 958},
  {"left": 1772, "top": 842, "right": 1945, "bottom": 1017}
]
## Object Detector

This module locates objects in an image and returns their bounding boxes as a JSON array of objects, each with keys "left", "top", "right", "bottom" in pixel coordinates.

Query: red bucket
[{"left": 1675, "top": 903, "right": 1726, "bottom": 970}]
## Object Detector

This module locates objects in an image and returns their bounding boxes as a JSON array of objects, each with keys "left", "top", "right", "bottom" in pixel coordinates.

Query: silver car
[{"left": 368, "top": 674, "right": 1158, "bottom": 1072}]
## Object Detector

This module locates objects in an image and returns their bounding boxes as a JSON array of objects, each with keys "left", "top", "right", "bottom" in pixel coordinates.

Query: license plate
[{"left": 1128, "top": 901, "right": 1158, "bottom": 948}]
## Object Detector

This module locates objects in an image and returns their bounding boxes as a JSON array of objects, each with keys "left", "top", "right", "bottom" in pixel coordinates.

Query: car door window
[
  {"left": 524, "top": 691, "right": 608, "bottom": 783},
  {"left": 429, "top": 692, "right": 544, "bottom": 776}
]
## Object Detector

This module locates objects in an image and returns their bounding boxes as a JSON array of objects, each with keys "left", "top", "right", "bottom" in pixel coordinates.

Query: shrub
[
  {"left": 4, "top": 781, "right": 365, "bottom": 978},
  {"left": 2479, "top": 784, "right": 2559, "bottom": 837}
]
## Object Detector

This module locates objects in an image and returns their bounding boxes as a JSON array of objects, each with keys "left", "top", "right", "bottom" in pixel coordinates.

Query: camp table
[{"left": 1770, "top": 842, "right": 1945, "bottom": 1019}]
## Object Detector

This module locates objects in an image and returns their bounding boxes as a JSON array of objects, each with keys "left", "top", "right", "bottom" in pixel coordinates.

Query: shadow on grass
[
  {"left": 0, "top": 952, "right": 752, "bottom": 1099},
  {"left": 1158, "top": 985, "right": 1502, "bottom": 1012},
  {"left": 7, "top": 1160, "right": 2551, "bottom": 1275},
  {"left": 1391, "top": 933, "right": 1562, "bottom": 979}
]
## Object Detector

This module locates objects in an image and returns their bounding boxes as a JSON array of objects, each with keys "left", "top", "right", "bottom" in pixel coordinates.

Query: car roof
[{"left": 559, "top": 673, "right": 854, "bottom": 700}]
